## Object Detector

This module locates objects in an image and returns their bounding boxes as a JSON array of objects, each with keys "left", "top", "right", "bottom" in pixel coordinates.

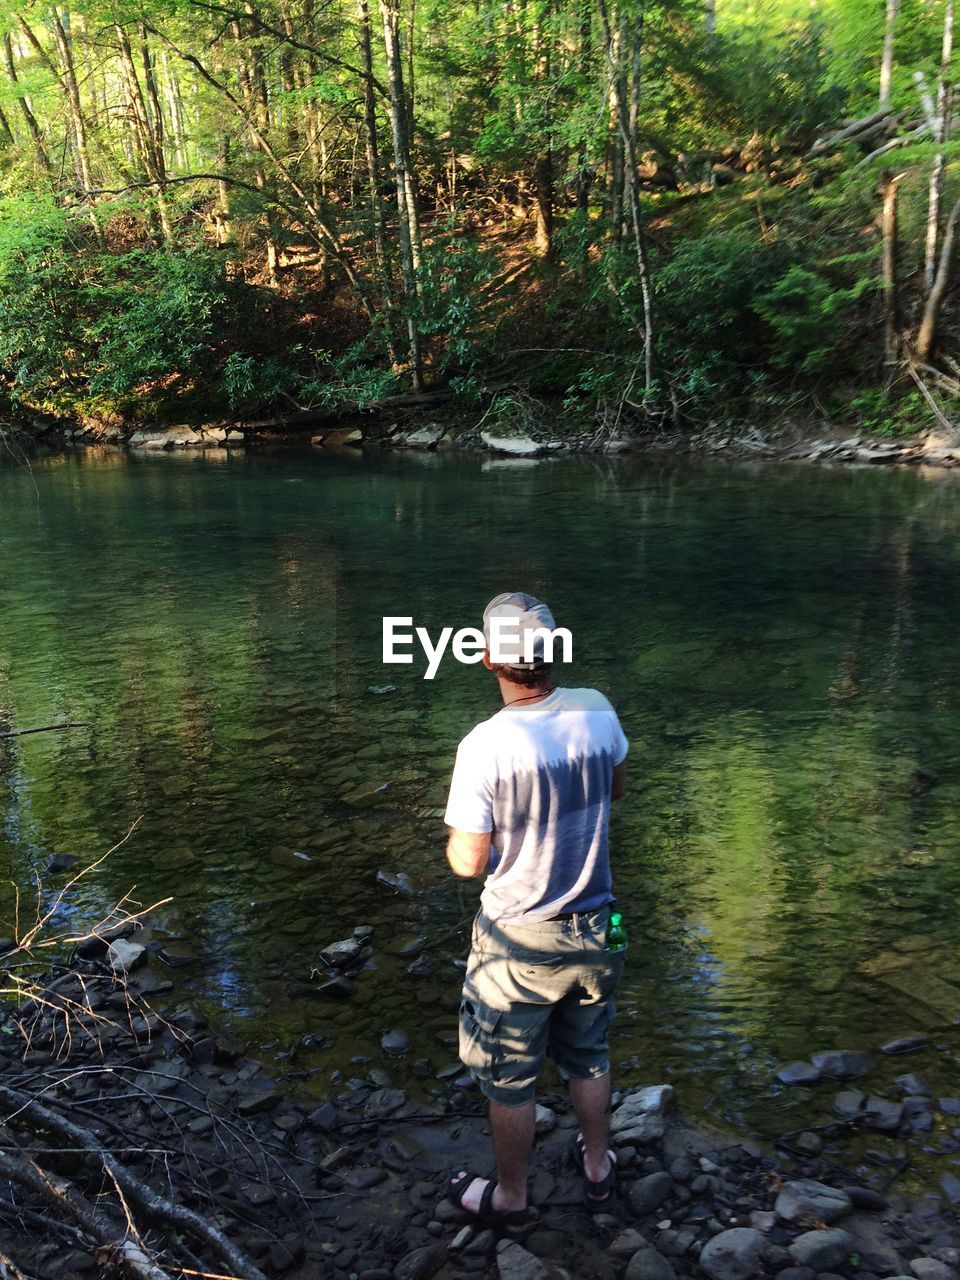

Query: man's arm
[
  {"left": 446, "top": 828, "right": 492, "bottom": 877},
  {"left": 611, "top": 760, "right": 627, "bottom": 802}
]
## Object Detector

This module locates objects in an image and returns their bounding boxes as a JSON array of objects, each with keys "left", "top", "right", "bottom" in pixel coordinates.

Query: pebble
[{"left": 534, "top": 1104, "right": 556, "bottom": 1134}]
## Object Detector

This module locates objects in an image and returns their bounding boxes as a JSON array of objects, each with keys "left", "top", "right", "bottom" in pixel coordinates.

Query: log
[{"left": 808, "top": 108, "right": 901, "bottom": 157}]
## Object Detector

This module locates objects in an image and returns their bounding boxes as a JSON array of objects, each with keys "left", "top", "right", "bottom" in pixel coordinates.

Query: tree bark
[
  {"left": 379, "top": 0, "right": 423, "bottom": 387},
  {"left": 704, "top": 0, "right": 716, "bottom": 37},
  {"left": 923, "top": 0, "right": 954, "bottom": 295},
  {"left": 881, "top": 170, "right": 901, "bottom": 366},
  {"left": 115, "top": 23, "right": 173, "bottom": 241},
  {"left": 880, "top": 0, "right": 898, "bottom": 109},
  {"left": 915, "top": 193, "right": 960, "bottom": 362},
  {"left": 2, "top": 34, "right": 50, "bottom": 174}
]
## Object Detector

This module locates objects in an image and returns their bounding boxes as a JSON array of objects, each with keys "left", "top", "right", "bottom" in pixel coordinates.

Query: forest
[{"left": 0, "top": 0, "right": 959, "bottom": 439}]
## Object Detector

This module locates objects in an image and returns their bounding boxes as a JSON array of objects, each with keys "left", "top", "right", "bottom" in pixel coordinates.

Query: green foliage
[{"left": 846, "top": 388, "right": 928, "bottom": 438}]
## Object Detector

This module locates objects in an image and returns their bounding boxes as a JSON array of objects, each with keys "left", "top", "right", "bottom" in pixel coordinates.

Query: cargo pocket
[{"left": 458, "top": 996, "right": 502, "bottom": 1080}]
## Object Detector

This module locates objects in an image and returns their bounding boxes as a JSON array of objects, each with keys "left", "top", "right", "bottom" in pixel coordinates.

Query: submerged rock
[
  {"left": 321, "top": 937, "right": 362, "bottom": 967},
  {"left": 377, "top": 869, "right": 415, "bottom": 896},
  {"left": 777, "top": 1061, "right": 821, "bottom": 1086},
  {"left": 381, "top": 1029, "right": 411, "bottom": 1057},
  {"left": 883, "top": 1035, "right": 931, "bottom": 1055},
  {"left": 811, "top": 1049, "right": 873, "bottom": 1080},
  {"left": 699, "top": 1228, "right": 767, "bottom": 1280}
]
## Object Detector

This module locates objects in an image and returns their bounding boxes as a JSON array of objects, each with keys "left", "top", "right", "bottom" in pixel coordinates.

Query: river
[{"left": 2, "top": 444, "right": 959, "bottom": 1175}]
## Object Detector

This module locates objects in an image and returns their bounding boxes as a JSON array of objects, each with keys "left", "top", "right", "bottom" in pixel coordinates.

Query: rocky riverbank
[
  {"left": 4, "top": 927, "right": 960, "bottom": 1280},
  {"left": 16, "top": 407, "right": 960, "bottom": 469}
]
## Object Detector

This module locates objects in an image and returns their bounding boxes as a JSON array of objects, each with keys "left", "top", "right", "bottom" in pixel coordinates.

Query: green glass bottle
[{"left": 607, "top": 911, "right": 627, "bottom": 952}]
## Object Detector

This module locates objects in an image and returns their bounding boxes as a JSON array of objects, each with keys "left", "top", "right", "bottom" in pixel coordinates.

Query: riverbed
[{"left": 2, "top": 445, "right": 960, "bottom": 1170}]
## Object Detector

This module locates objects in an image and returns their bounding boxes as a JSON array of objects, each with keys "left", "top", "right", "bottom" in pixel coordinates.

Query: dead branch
[
  {"left": 0, "top": 1084, "right": 268, "bottom": 1280},
  {"left": 0, "top": 1250, "right": 40, "bottom": 1280},
  {"left": 0, "top": 722, "right": 91, "bottom": 740}
]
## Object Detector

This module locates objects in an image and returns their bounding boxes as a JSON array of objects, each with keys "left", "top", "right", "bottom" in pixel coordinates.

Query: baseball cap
[{"left": 482, "top": 592, "right": 557, "bottom": 667}]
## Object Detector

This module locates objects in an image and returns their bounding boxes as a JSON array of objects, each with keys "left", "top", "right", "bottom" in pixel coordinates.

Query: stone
[
  {"left": 844, "top": 1187, "right": 889, "bottom": 1212},
  {"left": 308, "top": 1102, "right": 336, "bottom": 1130},
  {"left": 611, "top": 1230, "right": 648, "bottom": 1259},
  {"left": 316, "top": 976, "right": 355, "bottom": 998},
  {"left": 778, "top": 1062, "right": 821, "bottom": 1086},
  {"left": 534, "top": 1104, "right": 557, "bottom": 1134},
  {"left": 237, "top": 1089, "right": 281, "bottom": 1116},
  {"left": 628, "top": 1172, "right": 675, "bottom": 1216},
  {"left": 45, "top": 852, "right": 78, "bottom": 874},
  {"left": 240, "top": 1181, "right": 276, "bottom": 1207},
  {"left": 403, "top": 427, "right": 445, "bottom": 448},
  {"left": 882, "top": 1036, "right": 931, "bottom": 1055},
  {"left": 750, "top": 1211, "right": 777, "bottom": 1233},
  {"left": 775, "top": 1181, "right": 853, "bottom": 1226},
  {"left": 777, "top": 1269, "right": 816, "bottom": 1280},
  {"left": 364, "top": 1088, "right": 406, "bottom": 1119},
  {"left": 864, "top": 1098, "right": 904, "bottom": 1132},
  {"left": 108, "top": 938, "right": 147, "bottom": 973},
  {"left": 321, "top": 937, "right": 362, "bottom": 967},
  {"left": 495, "top": 1240, "right": 550, "bottom": 1280},
  {"left": 612, "top": 1085, "right": 674, "bottom": 1142},
  {"left": 394, "top": 1243, "right": 445, "bottom": 1280},
  {"left": 895, "top": 1074, "right": 931, "bottom": 1096},
  {"left": 794, "top": 1132, "right": 824, "bottom": 1156},
  {"left": 381, "top": 1030, "right": 411, "bottom": 1056},
  {"left": 268, "top": 1239, "right": 304, "bottom": 1273},
  {"left": 626, "top": 1246, "right": 677, "bottom": 1280},
  {"left": 811, "top": 1050, "right": 873, "bottom": 1080},
  {"left": 788, "top": 1230, "right": 855, "bottom": 1271},
  {"left": 699, "top": 1228, "right": 768, "bottom": 1280},
  {"left": 834, "top": 1090, "right": 866, "bottom": 1120},
  {"left": 940, "top": 1099, "right": 960, "bottom": 1116},
  {"left": 377, "top": 869, "right": 415, "bottom": 896},
  {"left": 910, "top": 1262, "right": 956, "bottom": 1280},
  {"left": 481, "top": 431, "right": 542, "bottom": 457}
]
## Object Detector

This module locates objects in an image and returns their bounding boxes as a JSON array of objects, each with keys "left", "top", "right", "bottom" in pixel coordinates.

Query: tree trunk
[
  {"left": 359, "top": 0, "right": 389, "bottom": 272},
  {"left": 879, "top": 0, "right": 898, "bottom": 109},
  {"left": 704, "top": 0, "right": 716, "bottom": 37},
  {"left": 2, "top": 34, "right": 51, "bottom": 173},
  {"left": 597, "top": 0, "right": 656, "bottom": 403},
  {"left": 115, "top": 23, "right": 173, "bottom": 241},
  {"left": 379, "top": 0, "right": 423, "bottom": 387},
  {"left": 923, "top": 0, "right": 954, "bottom": 295},
  {"left": 533, "top": 152, "right": 554, "bottom": 255},
  {"left": 881, "top": 171, "right": 900, "bottom": 366},
  {"left": 915, "top": 194, "right": 960, "bottom": 362}
]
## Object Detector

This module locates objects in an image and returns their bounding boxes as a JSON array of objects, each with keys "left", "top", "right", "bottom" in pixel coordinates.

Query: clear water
[{"left": 2, "top": 446, "right": 960, "bottom": 1177}]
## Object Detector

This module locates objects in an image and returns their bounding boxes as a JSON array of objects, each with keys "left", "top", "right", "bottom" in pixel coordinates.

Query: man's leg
[
  {"left": 453, "top": 1098, "right": 536, "bottom": 1216},
  {"left": 569, "top": 1071, "right": 613, "bottom": 1187}
]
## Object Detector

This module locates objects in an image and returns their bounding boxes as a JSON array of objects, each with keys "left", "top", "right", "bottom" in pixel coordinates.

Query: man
[{"left": 443, "top": 591, "right": 628, "bottom": 1237}]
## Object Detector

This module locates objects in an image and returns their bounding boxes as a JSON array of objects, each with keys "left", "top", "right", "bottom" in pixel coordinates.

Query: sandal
[
  {"left": 572, "top": 1133, "right": 618, "bottom": 1213},
  {"left": 447, "top": 1171, "right": 537, "bottom": 1240}
]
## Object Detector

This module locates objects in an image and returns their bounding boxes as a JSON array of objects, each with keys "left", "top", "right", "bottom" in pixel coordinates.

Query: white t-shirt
[{"left": 444, "top": 687, "right": 629, "bottom": 922}]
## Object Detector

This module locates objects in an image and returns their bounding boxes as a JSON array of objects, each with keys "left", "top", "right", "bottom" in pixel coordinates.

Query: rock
[
  {"left": 699, "top": 1228, "right": 768, "bottom": 1280},
  {"left": 895, "top": 1073, "right": 931, "bottom": 1096},
  {"left": 844, "top": 1186, "right": 888, "bottom": 1212},
  {"left": 381, "top": 1030, "right": 411, "bottom": 1056},
  {"left": 811, "top": 1050, "right": 873, "bottom": 1080},
  {"left": 910, "top": 1262, "right": 956, "bottom": 1280},
  {"left": 611, "top": 1230, "right": 648, "bottom": 1259},
  {"left": 496, "top": 1240, "right": 550, "bottom": 1280},
  {"left": 403, "top": 427, "right": 445, "bottom": 448},
  {"left": 535, "top": 1104, "right": 557, "bottom": 1134},
  {"left": 364, "top": 1088, "right": 406, "bottom": 1119},
  {"left": 626, "top": 1246, "right": 677, "bottom": 1280},
  {"left": 321, "top": 937, "right": 362, "bottom": 967},
  {"left": 157, "top": 946, "right": 196, "bottom": 968},
  {"left": 778, "top": 1062, "right": 821, "bottom": 1086},
  {"left": 788, "top": 1229, "right": 855, "bottom": 1271},
  {"left": 882, "top": 1036, "right": 931, "bottom": 1055},
  {"left": 863, "top": 1097, "right": 903, "bottom": 1131},
  {"left": 612, "top": 1085, "right": 674, "bottom": 1142},
  {"left": 394, "top": 1243, "right": 445, "bottom": 1280},
  {"left": 775, "top": 1180, "right": 853, "bottom": 1226},
  {"left": 481, "top": 432, "right": 542, "bottom": 457},
  {"left": 237, "top": 1089, "right": 282, "bottom": 1116},
  {"left": 316, "top": 976, "right": 355, "bottom": 998},
  {"left": 940, "top": 1174, "right": 960, "bottom": 1206},
  {"left": 45, "top": 852, "right": 78, "bottom": 874},
  {"left": 834, "top": 1090, "right": 866, "bottom": 1120},
  {"left": 939, "top": 1099, "right": 960, "bottom": 1116},
  {"left": 108, "top": 938, "right": 147, "bottom": 973},
  {"left": 777, "top": 1269, "right": 816, "bottom": 1280},
  {"left": 268, "top": 1239, "right": 305, "bottom": 1273},
  {"left": 628, "top": 1171, "right": 674, "bottom": 1216},
  {"left": 793, "top": 1132, "right": 824, "bottom": 1156},
  {"left": 240, "top": 1181, "right": 276, "bottom": 1207},
  {"left": 856, "top": 448, "right": 901, "bottom": 464},
  {"left": 450, "top": 1226, "right": 473, "bottom": 1251},
  {"left": 377, "top": 869, "right": 415, "bottom": 896}
]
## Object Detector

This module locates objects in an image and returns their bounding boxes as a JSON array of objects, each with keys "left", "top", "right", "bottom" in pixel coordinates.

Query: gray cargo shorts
[{"left": 459, "top": 907, "right": 625, "bottom": 1106}]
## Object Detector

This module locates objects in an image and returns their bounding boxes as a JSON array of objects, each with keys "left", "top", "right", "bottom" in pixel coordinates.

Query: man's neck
[{"left": 497, "top": 679, "right": 554, "bottom": 708}]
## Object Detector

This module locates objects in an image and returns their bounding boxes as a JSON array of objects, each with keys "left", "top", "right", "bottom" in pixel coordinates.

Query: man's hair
[{"left": 490, "top": 661, "right": 553, "bottom": 688}]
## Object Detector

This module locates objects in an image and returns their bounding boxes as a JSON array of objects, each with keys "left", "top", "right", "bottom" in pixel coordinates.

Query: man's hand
[
  {"left": 446, "top": 828, "right": 492, "bottom": 877},
  {"left": 611, "top": 760, "right": 627, "bottom": 801}
]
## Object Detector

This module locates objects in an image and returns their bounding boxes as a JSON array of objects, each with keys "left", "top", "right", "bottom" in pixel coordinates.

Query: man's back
[{"left": 444, "top": 686, "right": 628, "bottom": 922}]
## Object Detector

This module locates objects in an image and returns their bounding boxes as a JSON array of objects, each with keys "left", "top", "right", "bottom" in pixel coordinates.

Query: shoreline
[{"left": 4, "top": 938, "right": 960, "bottom": 1280}]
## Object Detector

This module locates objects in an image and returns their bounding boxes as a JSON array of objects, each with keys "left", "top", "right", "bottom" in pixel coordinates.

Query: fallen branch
[{"left": 0, "top": 722, "right": 91, "bottom": 740}]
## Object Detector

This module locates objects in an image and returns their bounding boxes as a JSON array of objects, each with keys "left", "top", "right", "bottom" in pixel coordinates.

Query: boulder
[
  {"left": 775, "top": 1180, "right": 853, "bottom": 1225},
  {"left": 481, "top": 431, "right": 542, "bottom": 457},
  {"left": 403, "top": 426, "right": 445, "bottom": 448},
  {"left": 788, "top": 1229, "right": 854, "bottom": 1271},
  {"left": 699, "top": 1228, "right": 768, "bottom": 1280}
]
